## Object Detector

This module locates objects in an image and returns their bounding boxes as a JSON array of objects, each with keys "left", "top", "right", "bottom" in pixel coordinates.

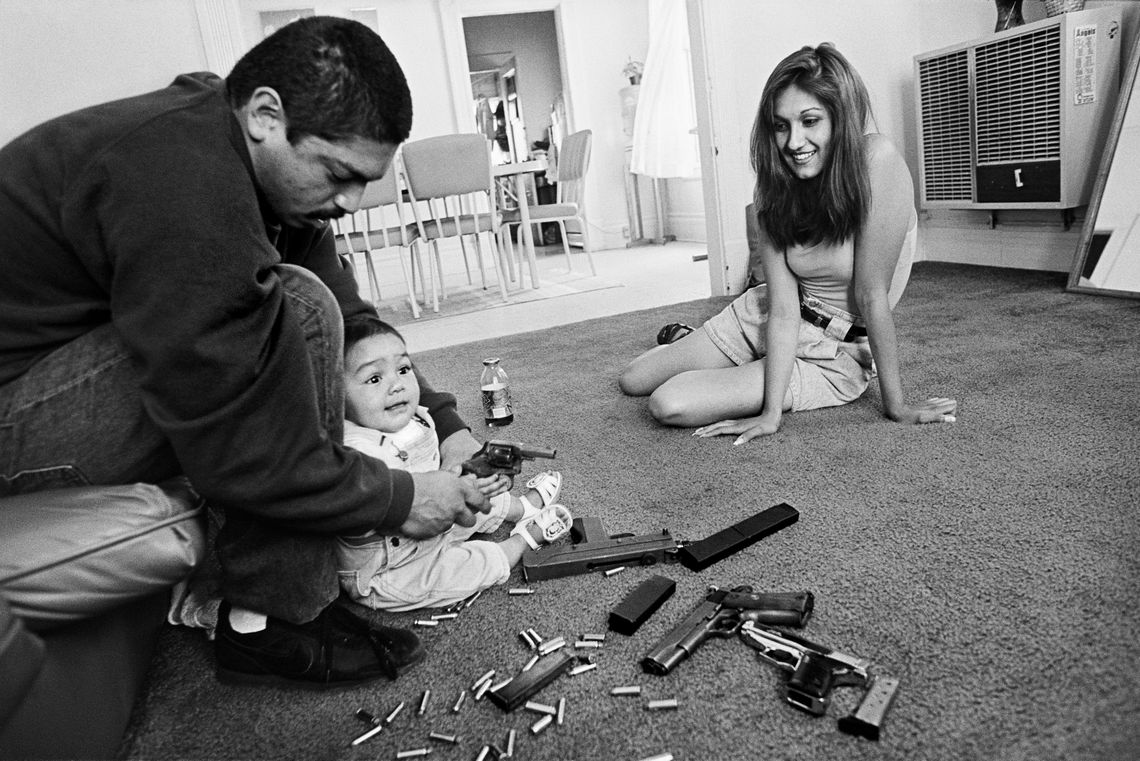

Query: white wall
[
  {"left": 692, "top": 0, "right": 1136, "bottom": 292},
  {"left": 694, "top": 0, "right": 936, "bottom": 292},
  {"left": 0, "top": 0, "right": 651, "bottom": 251},
  {"left": 0, "top": 0, "right": 208, "bottom": 145}
]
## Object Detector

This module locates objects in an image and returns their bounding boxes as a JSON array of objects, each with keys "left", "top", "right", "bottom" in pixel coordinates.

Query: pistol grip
[{"left": 786, "top": 652, "right": 834, "bottom": 716}]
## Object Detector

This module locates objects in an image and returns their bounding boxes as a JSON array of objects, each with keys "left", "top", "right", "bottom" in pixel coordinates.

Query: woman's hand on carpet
[
  {"left": 889, "top": 396, "right": 958, "bottom": 425},
  {"left": 693, "top": 413, "right": 781, "bottom": 445}
]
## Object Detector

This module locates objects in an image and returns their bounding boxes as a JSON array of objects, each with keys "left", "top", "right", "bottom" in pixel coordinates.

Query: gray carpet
[{"left": 123, "top": 262, "right": 1140, "bottom": 761}]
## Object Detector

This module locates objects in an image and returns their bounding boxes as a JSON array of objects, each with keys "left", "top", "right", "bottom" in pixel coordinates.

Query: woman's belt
[{"left": 799, "top": 303, "right": 867, "bottom": 342}]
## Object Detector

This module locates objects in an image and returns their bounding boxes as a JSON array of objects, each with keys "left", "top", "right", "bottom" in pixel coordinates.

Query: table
[{"left": 493, "top": 158, "right": 547, "bottom": 288}]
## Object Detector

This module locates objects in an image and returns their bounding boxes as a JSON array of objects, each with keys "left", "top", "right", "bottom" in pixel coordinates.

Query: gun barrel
[
  {"left": 517, "top": 445, "right": 556, "bottom": 460},
  {"left": 641, "top": 600, "right": 729, "bottom": 675}
]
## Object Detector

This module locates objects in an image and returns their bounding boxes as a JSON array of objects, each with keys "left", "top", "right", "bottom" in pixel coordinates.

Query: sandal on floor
[
  {"left": 519, "top": 470, "right": 562, "bottom": 519},
  {"left": 511, "top": 504, "right": 573, "bottom": 550},
  {"left": 657, "top": 322, "right": 695, "bottom": 345}
]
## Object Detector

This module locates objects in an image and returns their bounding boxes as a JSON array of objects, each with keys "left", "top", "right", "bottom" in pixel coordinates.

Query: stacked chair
[
  {"left": 501, "top": 129, "right": 596, "bottom": 277},
  {"left": 401, "top": 134, "right": 511, "bottom": 313},
  {"left": 332, "top": 163, "right": 424, "bottom": 319}
]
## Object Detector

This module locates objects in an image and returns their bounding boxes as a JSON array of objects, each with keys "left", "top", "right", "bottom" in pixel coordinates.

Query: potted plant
[{"left": 623, "top": 59, "right": 644, "bottom": 86}]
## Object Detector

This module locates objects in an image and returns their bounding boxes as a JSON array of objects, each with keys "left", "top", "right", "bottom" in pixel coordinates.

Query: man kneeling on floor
[{"left": 0, "top": 17, "right": 489, "bottom": 688}]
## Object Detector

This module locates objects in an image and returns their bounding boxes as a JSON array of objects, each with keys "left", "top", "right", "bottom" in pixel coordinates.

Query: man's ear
[{"left": 244, "top": 86, "right": 287, "bottom": 143}]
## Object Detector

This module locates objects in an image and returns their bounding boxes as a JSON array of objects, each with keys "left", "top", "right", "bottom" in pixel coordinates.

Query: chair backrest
[
  {"left": 401, "top": 134, "right": 499, "bottom": 240},
  {"left": 359, "top": 164, "right": 402, "bottom": 209},
  {"left": 555, "top": 129, "right": 591, "bottom": 206},
  {"left": 401, "top": 134, "right": 494, "bottom": 200},
  {"left": 335, "top": 158, "right": 414, "bottom": 251}
]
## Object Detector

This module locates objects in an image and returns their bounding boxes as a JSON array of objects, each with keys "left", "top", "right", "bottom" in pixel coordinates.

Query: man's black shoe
[{"left": 214, "top": 601, "right": 424, "bottom": 689}]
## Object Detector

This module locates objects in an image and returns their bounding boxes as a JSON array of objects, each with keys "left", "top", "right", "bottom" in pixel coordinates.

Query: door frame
[{"left": 438, "top": 0, "right": 573, "bottom": 137}]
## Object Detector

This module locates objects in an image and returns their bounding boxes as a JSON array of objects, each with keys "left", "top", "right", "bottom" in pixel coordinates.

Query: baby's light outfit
[{"left": 336, "top": 410, "right": 513, "bottom": 611}]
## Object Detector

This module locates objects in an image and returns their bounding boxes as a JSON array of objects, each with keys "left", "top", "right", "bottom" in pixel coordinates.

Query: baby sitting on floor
[{"left": 336, "top": 314, "right": 572, "bottom": 611}]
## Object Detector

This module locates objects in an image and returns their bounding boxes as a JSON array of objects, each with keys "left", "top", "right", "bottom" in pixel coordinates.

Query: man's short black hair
[{"left": 227, "top": 16, "right": 412, "bottom": 145}]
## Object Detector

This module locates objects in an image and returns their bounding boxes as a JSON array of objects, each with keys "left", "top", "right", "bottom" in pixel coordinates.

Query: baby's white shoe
[
  {"left": 511, "top": 503, "right": 573, "bottom": 550},
  {"left": 518, "top": 470, "right": 562, "bottom": 520}
]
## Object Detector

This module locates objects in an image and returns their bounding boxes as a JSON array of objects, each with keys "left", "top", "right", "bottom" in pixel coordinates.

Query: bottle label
[{"left": 481, "top": 383, "right": 513, "bottom": 420}]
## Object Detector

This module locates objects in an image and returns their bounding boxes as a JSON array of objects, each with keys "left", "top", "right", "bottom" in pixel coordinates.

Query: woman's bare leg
[
  {"left": 648, "top": 360, "right": 778, "bottom": 427},
  {"left": 618, "top": 328, "right": 735, "bottom": 396}
]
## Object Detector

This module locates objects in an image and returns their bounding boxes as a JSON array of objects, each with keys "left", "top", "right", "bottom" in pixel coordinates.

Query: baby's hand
[{"left": 468, "top": 472, "right": 511, "bottom": 498}]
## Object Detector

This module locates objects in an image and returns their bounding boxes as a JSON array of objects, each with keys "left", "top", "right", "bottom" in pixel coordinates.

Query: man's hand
[
  {"left": 887, "top": 396, "right": 958, "bottom": 425},
  {"left": 400, "top": 471, "right": 489, "bottom": 539},
  {"left": 439, "top": 429, "right": 482, "bottom": 472}
]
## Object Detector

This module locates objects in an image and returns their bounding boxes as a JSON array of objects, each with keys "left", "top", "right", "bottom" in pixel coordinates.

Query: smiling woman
[{"left": 619, "top": 43, "right": 956, "bottom": 439}]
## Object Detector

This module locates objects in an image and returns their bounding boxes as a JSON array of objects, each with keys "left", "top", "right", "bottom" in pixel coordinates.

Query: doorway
[{"left": 463, "top": 11, "right": 564, "bottom": 167}]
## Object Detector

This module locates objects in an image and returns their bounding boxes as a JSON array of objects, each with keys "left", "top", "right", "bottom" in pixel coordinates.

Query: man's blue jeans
[{"left": 0, "top": 265, "right": 347, "bottom": 623}]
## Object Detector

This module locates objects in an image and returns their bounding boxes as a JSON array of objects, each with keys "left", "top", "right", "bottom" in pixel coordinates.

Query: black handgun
[
  {"left": 641, "top": 586, "right": 814, "bottom": 675},
  {"left": 460, "top": 440, "right": 556, "bottom": 479}
]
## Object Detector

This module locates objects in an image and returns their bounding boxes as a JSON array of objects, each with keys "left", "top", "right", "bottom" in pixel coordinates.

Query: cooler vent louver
[{"left": 914, "top": 7, "right": 1120, "bottom": 210}]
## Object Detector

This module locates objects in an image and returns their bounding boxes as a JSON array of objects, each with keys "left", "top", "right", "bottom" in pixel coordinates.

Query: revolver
[
  {"left": 738, "top": 620, "right": 871, "bottom": 716},
  {"left": 460, "top": 440, "right": 556, "bottom": 479},
  {"left": 641, "top": 586, "right": 814, "bottom": 675}
]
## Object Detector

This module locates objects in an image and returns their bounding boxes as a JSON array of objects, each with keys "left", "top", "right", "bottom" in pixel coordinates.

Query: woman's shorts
[{"left": 702, "top": 286, "right": 875, "bottom": 411}]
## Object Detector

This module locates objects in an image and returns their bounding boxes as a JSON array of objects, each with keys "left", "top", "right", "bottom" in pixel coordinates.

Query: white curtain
[{"left": 629, "top": 0, "right": 701, "bottom": 179}]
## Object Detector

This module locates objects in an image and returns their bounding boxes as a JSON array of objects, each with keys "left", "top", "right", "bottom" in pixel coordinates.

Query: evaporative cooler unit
[{"left": 915, "top": 6, "right": 1122, "bottom": 210}]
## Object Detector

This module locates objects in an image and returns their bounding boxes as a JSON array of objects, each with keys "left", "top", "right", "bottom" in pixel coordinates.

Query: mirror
[{"left": 1068, "top": 37, "right": 1140, "bottom": 299}]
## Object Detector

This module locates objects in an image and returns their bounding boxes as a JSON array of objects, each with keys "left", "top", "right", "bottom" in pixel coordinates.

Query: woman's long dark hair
[{"left": 750, "top": 44, "right": 872, "bottom": 250}]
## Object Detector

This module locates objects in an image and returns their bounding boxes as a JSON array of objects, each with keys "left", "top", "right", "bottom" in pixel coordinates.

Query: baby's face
[{"left": 344, "top": 333, "right": 420, "bottom": 433}]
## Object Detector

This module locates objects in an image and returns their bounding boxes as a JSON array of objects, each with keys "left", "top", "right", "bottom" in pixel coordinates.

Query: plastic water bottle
[{"left": 480, "top": 358, "right": 514, "bottom": 427}]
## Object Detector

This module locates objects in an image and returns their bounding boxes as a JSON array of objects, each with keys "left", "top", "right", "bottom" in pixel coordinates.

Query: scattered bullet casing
[
  {"left": 418, "top": 690, "right": 431, "bottom": 716},
  {"left": 395, "top": 749, "right": 431, "bottom": 758},
  {"left": 574, "top": 640, "right": 602, "bottom": 649},
  {"left": 385, "top": 702, "right": 405, "bottom": 724},
  {"left": 521, "top": 654, "right": 540, "bottom": 672},
  {"left": 413, "top": 619, "right": 439, "bottom": 627},
  {"left": 452, "top": 690, "right": 467, "bottom": 712},
  {"left": 524, "top": 700, "right": 557, "bottom": 715},
  {"left": 431, "top": 612, "right": 458, "bottom": 620},
  {"left": 518, "top": 630, "right": 538, "bottom": 649},
  {"left": 526, "top": 628, "right": 543, "bottom": 644},
  {"left": 604, "top": 566, "right": 626, "bottom": 577},
  {"left": 636, "top": 755, "right": 675, "bottom": 761},
  {"left": 355, "top": 708, "right": 380, "bottom": 725},
  {"left": 505, "top": 729, "right": 516, "bottom": 756},
  {"left": 611, "top": 686, "right": 642, "bottom": 696},
  {"left": 646, "top": 698, "right": 679, "bottom": 710},
  {"left": 582, "top": 633, "right": 607, "bottom": 642},
  {"left": 508, "top": 588, "right": 535, "bottom": 595},
  {"left": 350, "top": 723, "right": 384, "bottom": 746},
  {"left": 474, "top": 746, "right": 491, "bottom": 761},
  {"left": 569, "top": 662, "right": 596, "bottom": 676},
  {"left": 473, "top": 680, "right": 492, "bottom": 701},
  {"left": 490, "top": 677, "right": 514, "bottom": 692},
  {"left": 530, "top": 714, "right": 553, "bottom": 734},
  {"left": 538, "top": 636, "right": 566, "bottom": 655},
  {"left": 464, "top": 590, "right": 483, "bottom": 608},
  {"left": 557, "top": 697, "right": 566, "bottom": 725},
  {"left": 428, "top": 732, "right": 458, "bottom": 744},
  {"left": 471, "top": 669, "right": 496, "bottom": 690}
]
